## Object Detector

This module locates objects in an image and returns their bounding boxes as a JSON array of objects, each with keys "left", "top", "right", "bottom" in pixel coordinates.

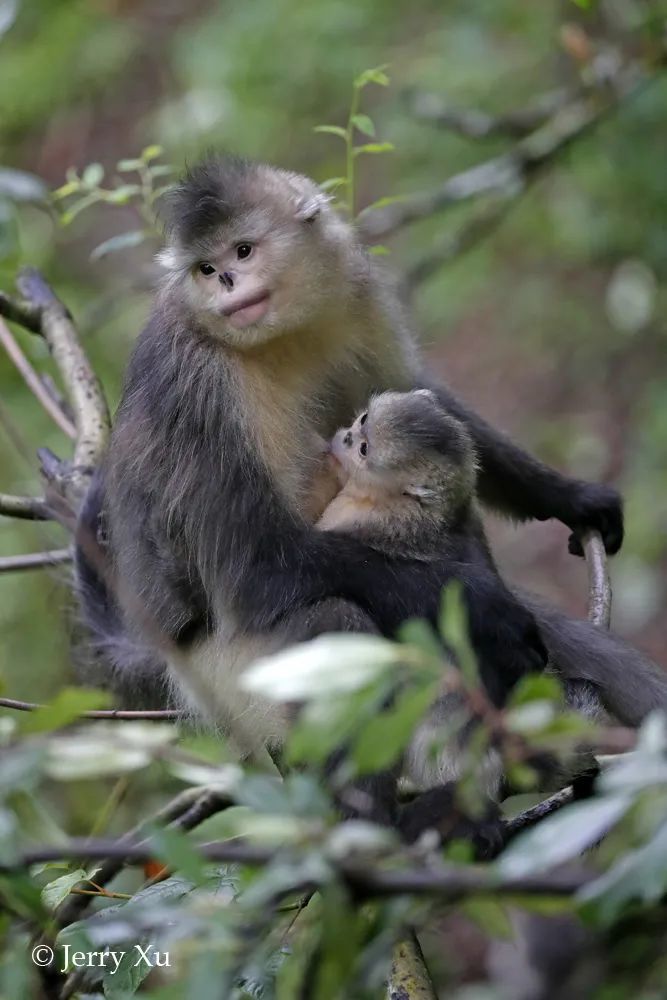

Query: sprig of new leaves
[
  {"left": 52, "top": 144, "right": 175, "bottom": 260},
  {"left": 314, "top": 65, "right": 402, "bottom": 251}
]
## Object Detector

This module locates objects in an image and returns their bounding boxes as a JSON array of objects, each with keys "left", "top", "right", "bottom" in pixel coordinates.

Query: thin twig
[
  {"left": 16, "top": 268, "right": 111, "bottom": 501},
  {"left": 0, "top": 697, "right": 180, "bottom": 720},
  {"left": 503, "top": 786, "right": 575, "bottom": 838},
  {"left": 0, "top": 493, "right": 51, "bottom": 521},
  {"left": 0, "top": 548, "right": 72, "bottom": 572},
  {"left": 0, "top": 318, "right": 77, "bottom": 439}
]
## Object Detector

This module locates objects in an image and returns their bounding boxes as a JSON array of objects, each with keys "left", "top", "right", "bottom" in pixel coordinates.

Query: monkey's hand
[
  {"left": 562, "top": 481, "right": 624, "bottom": 557},
  {"left": 466, "top": 582, "right": 548, "bottom": 707}
]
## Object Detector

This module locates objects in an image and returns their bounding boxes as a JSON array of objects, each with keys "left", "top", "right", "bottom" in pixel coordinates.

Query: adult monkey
[{"left": 76, "top": 155, "right": 625, "bottom": 733}]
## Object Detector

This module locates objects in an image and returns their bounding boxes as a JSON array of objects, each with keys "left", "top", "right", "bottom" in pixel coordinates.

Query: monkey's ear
[
  {"left": 403, "top": 483, "right": 436, "bottom": 503},
  {"left": 294, "top": 193, "right": 328, "bottom": 223},
  {"left": 413, "top": 389, "right": 437, "bottom": 401}
]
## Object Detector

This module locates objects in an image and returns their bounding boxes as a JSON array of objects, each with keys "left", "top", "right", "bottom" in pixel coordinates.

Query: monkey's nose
[
  {"left": 220, "top": 272, "right": 234, "bottom": 291},
  {"left": 343, "top": 431, "right": 353, "bottom": 446}
]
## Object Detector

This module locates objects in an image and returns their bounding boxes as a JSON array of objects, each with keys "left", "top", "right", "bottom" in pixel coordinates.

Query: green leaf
[
  {"left": 313, "top": 125, "right": 347, "bottom": 140},
  {"left": 351, "top": 681, "right": 440, "bottom": 775},
  {"left": 462, "top": 897, "right": 513, "bottom": 938},
  {"left": 439, "top": 582, "right": 478, "bottom": 687},
  {"left": 82, "top": 163, "right": 105, "bottom": 188},
  {"left": 351, "top": 113, "right": 375, "bottom": 137},
  {"left": 147, "top": 164, "right": 175, "bottom": 178},
  {"left": 91, "top": 230, "right": 148, "bottom": 261},
  {"left": 354, "top": 65, "right": 390, "bottom": 89},
  {"left": 102, "top": 939, "right": 155, "bottom": 998},
  {"left": 579, "top": 821, "right": 667, "bottom": 925},
  {"left": 116, "top": 158, "right": 144, "bottom": 173},
  {"left": 105, "top": 184, "right": 142, "bottom": 204},
  {"left": 361, "top": 194, "right": 407, "bottom": 213},
  {"left": 141, "top": 144, "right": 164, "bottom": 162},
  {"left": 45, "top": 722, "right": 176, "bottom": 779},
  {"left": 353, "top": 142, "right": 395, "bottom": 157},
  {"left": 59, "top": 193, "right": 100, "bottom": 225},
  {"left": 148, "top": 825, "right": 208, "bottom": 885},
  {"left": 41, "top": 869, "right": 88, "bottom": 910},
  {"left": 509, "top": 674, "right": 564, "bottom": 707},
  {"left": 498, "top": 795, "right": 632, "bottom": 878},
  {"left": 19, "top": 687, "right": 112, "bottom": 734},
  {"left": 0, "top": 168, "right": 48, "bottom": 204},
  {"left": 319, "top": 177, "right": 348, "bottom": 192},
  {"left": 241, "top": 634, "right": 402, "bottom": 701},
  {"left": 368, "top": 245, "right": 390, "bottom": 256},
  {"left": 52, "top": 181, "right": 81, "bottom": 200}
]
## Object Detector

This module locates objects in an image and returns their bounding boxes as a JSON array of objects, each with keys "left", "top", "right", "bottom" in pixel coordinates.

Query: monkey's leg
[
  {"left": 421, "top": 380, "right": 623, "bottom": 555},
  {"left": 398, "top": 784, "right": 505, "bottom": 859}
]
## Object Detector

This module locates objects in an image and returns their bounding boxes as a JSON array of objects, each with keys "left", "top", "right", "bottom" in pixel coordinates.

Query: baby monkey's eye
[
  {"left": 199, "top": 263, "right": 216, "bottom": 276},
  {"left": 359, "top": 441, "right": 368, "bottom": 457},
  {"left": 236, "top": 243, "right": 253, "bottom": 260},
  {"left": 359, "top": 412, "right": 368, "bottom": 426}
]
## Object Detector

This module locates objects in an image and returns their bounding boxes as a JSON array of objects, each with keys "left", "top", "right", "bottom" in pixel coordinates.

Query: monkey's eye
[
  {"left": 359, "top": 412, "right": 368, "bottom": 426},
  {"left": 236, "top": 243, "right": 253, "bottom": 260},
  {"left": 199, "top": 262, "right": 216, "bottom": 276},
  {"left": 359, "top": 441, "right": 368, "bottom": 457}
]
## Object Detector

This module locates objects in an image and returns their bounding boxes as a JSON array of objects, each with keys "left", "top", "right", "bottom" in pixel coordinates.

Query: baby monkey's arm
[{"left": 302, "top": 434, "right": 344, "bottom": 523}]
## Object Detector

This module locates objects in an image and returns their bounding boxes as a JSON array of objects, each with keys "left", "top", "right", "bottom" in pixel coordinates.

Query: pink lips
[{"left": 221, "top": 290, "right": 271, "bottom": 328}]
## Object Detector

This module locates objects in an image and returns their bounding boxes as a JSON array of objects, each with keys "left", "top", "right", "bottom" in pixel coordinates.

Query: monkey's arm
[{"left": 419, "top": 380, "right": 623, "bottom": 555}]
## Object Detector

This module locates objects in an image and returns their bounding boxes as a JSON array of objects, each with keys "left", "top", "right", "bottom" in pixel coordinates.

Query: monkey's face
[
  {"left": 159, "top": 163, "right": 353, "bottom": 349},
  {"left": 330, "top": 390, "right": 477, "bottom": 508}
]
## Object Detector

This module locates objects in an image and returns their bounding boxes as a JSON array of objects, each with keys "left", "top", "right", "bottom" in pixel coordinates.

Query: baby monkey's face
[{"left": 330, "top": 390, "right": 477, "bottom": 506}]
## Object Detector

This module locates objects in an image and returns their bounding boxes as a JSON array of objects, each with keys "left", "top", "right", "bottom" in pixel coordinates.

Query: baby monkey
[
  {"left": 315, "top": 390, "right": 510, "bottom": 821},
  {"left": 315, "top": 389, "right": 599, "bottom": 836},
  {"left": 317, "top": 387, "right": 480, "bottom": 558}
]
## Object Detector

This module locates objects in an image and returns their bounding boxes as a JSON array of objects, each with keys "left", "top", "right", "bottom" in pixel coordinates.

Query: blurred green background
[{"left": 1, "top": 0, "right": 666, "bottom": 704}]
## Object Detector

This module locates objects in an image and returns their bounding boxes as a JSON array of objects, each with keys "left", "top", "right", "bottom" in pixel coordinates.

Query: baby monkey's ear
[{"left": 294, "top": 193, "right": 329, "bottom": 223}]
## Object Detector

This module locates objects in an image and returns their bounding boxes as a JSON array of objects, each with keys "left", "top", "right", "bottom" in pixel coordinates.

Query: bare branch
[
  {"left": 0, "top": 493, "right": 51, "bottom": 521},
  {"left": 0, "top": 318, "right": 77, "bottom": 439},
  {"left": 0, "top": 289, "right": 41, "bottom": 333},
  {"left": 16, "top": 268, "right": 111, "bottom": 502},
  {"left": 0, "top": 697, "right": 180, "bottom": 720},
  {"left": 2, "top": 836, "right": 590, "bottom": 898},
  {"left": 389, "top": 932, "right": 437, "bottom": 1000},
  {"left": 410, "top": 87, "right": 571, "bottom": 139},
  {"left": 503, "top": 786, "right": 575, "bottom": 839},
  {"left": 0, "top": 548, "right": 72, "bottom": 573},
  {"left": 362, "top": 56, "right": 653, "bottom": 241},
  {"left": 406, "top": 198, "right": 513, "bottom": 287}
]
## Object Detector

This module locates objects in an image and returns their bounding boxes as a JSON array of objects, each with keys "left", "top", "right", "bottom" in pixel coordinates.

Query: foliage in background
[{"left": 2, "top": 0, "right": 667, "bottom": 995}]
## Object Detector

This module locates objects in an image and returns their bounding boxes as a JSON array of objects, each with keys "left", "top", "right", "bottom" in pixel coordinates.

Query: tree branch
[
  {"left": 12, "top": 269, "right": 111, "bottom": 503},
  {"left": 0, "top": 493, "right": 51, "bottom": 521},
  {"left": 1, "top": 836, "right": 590, "bottom": 899},
  {"left": 0, "top": 319, "right": 77, "bottom": 439},
  {"left": 409, "top": 87, "right": 571, "bottom": 139},
  {"left": 0, "top": 548, "right": 72, "bottom": 573},
  {"left": 0, "top": 697, "right": 179, "bottom": 720},
  {"left": 362, "top": 54, "right": 656, "bottom": 241}
]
